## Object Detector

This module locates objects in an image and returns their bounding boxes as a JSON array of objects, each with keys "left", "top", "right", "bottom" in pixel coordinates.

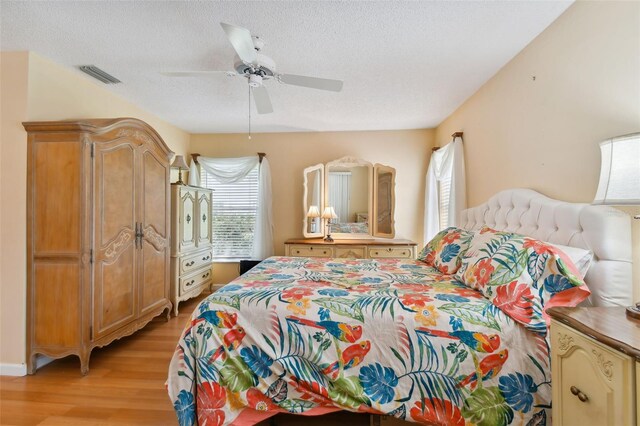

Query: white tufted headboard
[{"left": 458, "top": 189, "right": 632, "bottom": 307}]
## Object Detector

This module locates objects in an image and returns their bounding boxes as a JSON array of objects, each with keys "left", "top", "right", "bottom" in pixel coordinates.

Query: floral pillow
[
  {"left": 455, "top": 227, "right": 590, "bottom": 334},
  {"left": 417, "top": 227, "right": 474, "bottom": 274}
]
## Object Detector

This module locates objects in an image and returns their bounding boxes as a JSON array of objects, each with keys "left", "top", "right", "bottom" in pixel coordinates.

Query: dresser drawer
[
  {"left": 551, "top": 320, "right": 634, "bottom": 426},
  {"left": 288, "top": 245, "right": 334, "bottom": 257},
  {"left": 335, "top": 246, "right": 366, "bottom": 258},
  {"left": 367, "top": 246, "right": 413, "bottom": 259},
  {"left": 179, "top": 266, "right": 212, "bottom": 296},
  {"left": 180, "top": 248, "right": 213, "bottom": 275}
]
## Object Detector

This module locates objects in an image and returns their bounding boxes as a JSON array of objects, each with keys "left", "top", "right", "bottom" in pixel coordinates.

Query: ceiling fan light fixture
[{"left": 248, "top": 74, "right": 263, "bottom": 88}]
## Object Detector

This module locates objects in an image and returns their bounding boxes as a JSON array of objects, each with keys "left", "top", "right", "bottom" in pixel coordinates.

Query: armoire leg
[
  {"left": 79, "top": 351, "right": 91, "bottom": 375},
  {"left": 26, "top": 353, "right": 37, "bottom": 375}
]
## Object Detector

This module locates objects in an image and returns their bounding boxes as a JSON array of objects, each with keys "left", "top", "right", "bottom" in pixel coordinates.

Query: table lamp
[
  {"left": 170, "top": 155, "right": 189, "bottom": 185},
  {"left": 321, "top": 206, "right": 338, "bottom": 242},
  {"left": 593, "top": 132, "right": 640, "bottom": 319}
]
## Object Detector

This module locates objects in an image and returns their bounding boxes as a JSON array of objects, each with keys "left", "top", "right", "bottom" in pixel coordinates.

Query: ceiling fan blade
[
  {"left": 279, "top": 74, "right": 343, "bottom": 92},
  {"left": 161, "top": 71, "right": 232, "bottom": 77},
  {"left": 252, "top": 85, "right": 273, "bottom": 114},
  {"left": 220, "top": 22, "right": 257, "bottom": 65}
]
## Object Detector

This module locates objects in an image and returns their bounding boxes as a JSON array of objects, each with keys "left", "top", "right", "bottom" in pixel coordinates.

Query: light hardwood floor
[{"left": 0, "top": 295, "right": 370, "bottom": 426}]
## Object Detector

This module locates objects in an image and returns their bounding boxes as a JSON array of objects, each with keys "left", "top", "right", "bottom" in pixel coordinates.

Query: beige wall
[
  {"left": 435, "top": 1, "right": 640, "bottom": 300},
  {"left": 0, "top": 52, "right": 190, "bottom": 368},
  {"left": 0, "top": 52, "right": 30, "bottom": 369},
  {"left": 435, "top": 1, "right": 639, "bottom": 204},
  {"left": 191, "top": 129, "right": 434, "bottom": 284}
]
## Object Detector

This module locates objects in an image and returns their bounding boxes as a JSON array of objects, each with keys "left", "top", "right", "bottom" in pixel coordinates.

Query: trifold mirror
[{"left": 303, "top": 156, "right": 396, "bottom": 239}]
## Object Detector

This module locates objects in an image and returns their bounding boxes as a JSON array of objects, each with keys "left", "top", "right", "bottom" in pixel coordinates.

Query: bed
[{"left": 167, "top": 189, "right": 632, "bottom": 426}]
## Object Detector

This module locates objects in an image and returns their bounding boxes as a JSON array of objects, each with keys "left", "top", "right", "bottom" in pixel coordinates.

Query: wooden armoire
[{"left": 24, "top": 118, "right": 173, "bottom": 374}]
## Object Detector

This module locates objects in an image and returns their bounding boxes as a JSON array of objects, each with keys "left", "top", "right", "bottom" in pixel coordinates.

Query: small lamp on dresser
[
  {"left": 322, "top": 206, "right": 338, "bottom": 242},
  {"left": 170, "top": 155, "right": 189, "bottom": 185},
  {"left": 593, "top": 132, "right": 640, "bottom": 319}
]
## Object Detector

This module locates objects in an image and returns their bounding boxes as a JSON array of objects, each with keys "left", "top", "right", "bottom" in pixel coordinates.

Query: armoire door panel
[
  {"left": 98, "top": 145, "right": 136, "bottom": 246},
  {"left": 93, "top": 140, "right": 138, "bottom": 340},
  {"left": 94, "top": 247, "right": 137, "bottom": 338},
  {"left": 139, "top": 149, "right": 170, "bottom": 314},
  {"left": 180, "top": 188, "right": 197, "bottom": 252},
  {"left": 141, "top": 151, "right": 168, "bottom": 237},
  {"left": 33, "top": 141, "right": 82, "bottom": 254},
  {"left": 196, "top": 191, "right": 212, "bottom": 246},
  {"left": 33, "top": 262, "right": 81, "bottom": 347},
  {"left": 140, "top": 241, "right": 167, "bottom": 314}
]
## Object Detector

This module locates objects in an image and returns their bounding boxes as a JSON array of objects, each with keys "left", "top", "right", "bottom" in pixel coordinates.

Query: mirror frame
[
  {"left": 302, "top": 163, "right": 325, "bottom": 238},
  {"left": 325, "top": 157, "right": 373, "bottom": 239},
  {"left": 372, "top": 163, "right": 396, "bottom": 238}
]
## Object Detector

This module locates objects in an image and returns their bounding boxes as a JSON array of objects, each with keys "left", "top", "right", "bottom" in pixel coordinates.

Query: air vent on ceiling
[{"left": 77, "top": 65, "right": 121, "bottom": 84}]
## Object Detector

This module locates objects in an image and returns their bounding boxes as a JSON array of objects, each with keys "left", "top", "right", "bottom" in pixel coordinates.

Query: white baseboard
[
  {"left": 0, "top": 363, "right": 26, "bottom": 376},
  {"left": 0, "top": 355, "right": 54, "bottom": 376}
]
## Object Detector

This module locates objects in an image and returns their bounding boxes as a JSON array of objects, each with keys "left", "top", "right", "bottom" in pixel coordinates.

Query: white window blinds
[
  {"left": 200, "top": 166, "right": 259, "bottom": 260},
  {"left": 438, "top": 176, "right": 452, "bottom": 230}
]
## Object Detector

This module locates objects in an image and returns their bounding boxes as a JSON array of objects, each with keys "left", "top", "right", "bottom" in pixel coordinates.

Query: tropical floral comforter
[{"left": 167, "top": 257, "right": 554, "bottom": 426}]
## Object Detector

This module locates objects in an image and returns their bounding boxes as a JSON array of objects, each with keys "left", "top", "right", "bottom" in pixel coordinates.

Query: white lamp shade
[
  {"left": 321, "top": 206, "right": 338, "bottom": 219},
  {"left": 593, "top": 133, "right": 640, "bottom": 205},
  {"left": 306, "top": 205, "right": 320, "bottom": 218}
]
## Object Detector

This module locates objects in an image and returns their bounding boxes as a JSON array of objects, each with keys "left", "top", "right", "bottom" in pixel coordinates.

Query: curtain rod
[
  {"left": 432, "top": 131, "right": 463, "bottom": 151},
  {"left": 189, "top": 152, "right": 266, "bottom": 164}
]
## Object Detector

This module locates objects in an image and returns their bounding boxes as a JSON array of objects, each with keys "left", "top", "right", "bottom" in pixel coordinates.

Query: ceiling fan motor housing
[{"left": 234, "top": 54, "right": 276, "bottom": 78}]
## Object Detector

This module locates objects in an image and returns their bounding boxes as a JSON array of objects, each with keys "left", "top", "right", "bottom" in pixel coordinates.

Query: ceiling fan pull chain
[{"left": 248, "top": 84, "right": 252, "bottom": 140}]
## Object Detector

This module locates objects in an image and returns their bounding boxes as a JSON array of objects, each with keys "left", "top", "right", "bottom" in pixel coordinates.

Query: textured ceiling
[{"left": 1, "top": 1, "right": 572, "bottom": 133}]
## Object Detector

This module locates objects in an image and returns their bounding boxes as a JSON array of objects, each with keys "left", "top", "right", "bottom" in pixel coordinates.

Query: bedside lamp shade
[
  {"left": 306, "top": 205, "right": 320, "bottom": 218},
  {"left": 593, "top": 133, "right": 640, "bottom": 205}
]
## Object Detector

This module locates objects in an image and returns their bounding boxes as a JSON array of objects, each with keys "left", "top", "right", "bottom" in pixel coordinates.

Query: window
[
  {"left": 200, "top": 166, "right": 259, "bottom": 260},
  {"left": 438, "top": 176, "right": 452, "bottom": 230}
]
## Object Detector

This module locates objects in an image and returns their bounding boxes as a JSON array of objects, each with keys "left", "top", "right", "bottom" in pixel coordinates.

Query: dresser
[
  {"left": 284, "top": 238, "right": 416, "bottom": 259},
  {"left": 170, "top": 184, "right": 214, "bottom": 316},
  {"left": 24, "top": 118, "right": 173, "bottom": 374},
  {"left": 549, "top": 307, "right": 639, "bottom": 426}
]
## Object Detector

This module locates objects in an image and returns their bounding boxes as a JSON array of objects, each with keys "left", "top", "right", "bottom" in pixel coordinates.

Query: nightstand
[{"left": 548, "top": 307, "right": 640, "bottom": 426}]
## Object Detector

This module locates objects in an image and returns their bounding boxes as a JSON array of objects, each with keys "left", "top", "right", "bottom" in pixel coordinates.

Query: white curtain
[
  {"left": 199, "top": 156, "right": 259, "bottom": 183},
  {"left": 198, "top": 155, "right": 274, "bottom": 259},
  {"left": 328, "top": 172, "right": 351, "bottom": 223},
  {"left": 252, "top": 157, "right": 274, "bottom": 259},
  {"left": 188, "top": 159, "right": 200, "bottom": 186},
  {"left": 424, "top": 136, "right": 466, "bottom": 242}
]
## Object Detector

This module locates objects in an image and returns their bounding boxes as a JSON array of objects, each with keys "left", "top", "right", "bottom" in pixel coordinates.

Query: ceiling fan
[{"left": 163, "top": 22, "right": 344, "bottom": 114}]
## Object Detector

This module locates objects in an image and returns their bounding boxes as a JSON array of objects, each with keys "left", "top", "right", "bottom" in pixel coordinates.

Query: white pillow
[{"left": 550, "top": 243, "right": 594, "bottom": 278}]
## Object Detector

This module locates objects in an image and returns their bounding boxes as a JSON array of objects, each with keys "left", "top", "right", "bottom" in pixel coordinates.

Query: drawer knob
[
  {"left": 570, "top": 386, "right": 588, "bottom": 402},
  {"left": 185, "top": 260, "right": 195, "bottom": 267}
]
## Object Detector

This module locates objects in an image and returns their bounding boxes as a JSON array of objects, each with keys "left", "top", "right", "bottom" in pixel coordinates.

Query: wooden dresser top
[
  {"left": 285, "top": 238, "right": 416, "bottom": 246},
  {"left": 548, "top": 306, "right": 640, "bottom": 360}
]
